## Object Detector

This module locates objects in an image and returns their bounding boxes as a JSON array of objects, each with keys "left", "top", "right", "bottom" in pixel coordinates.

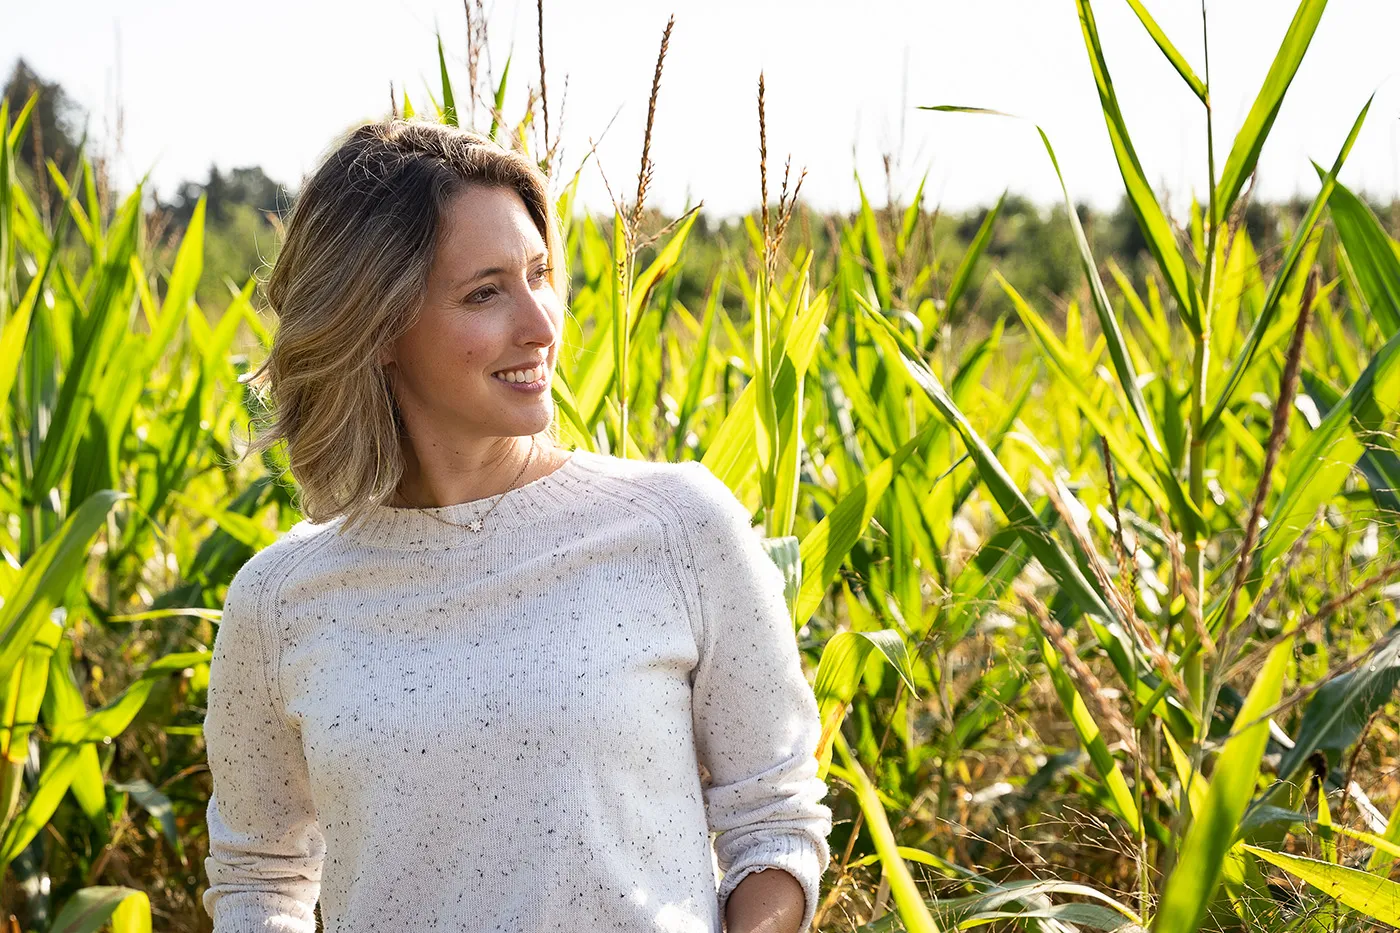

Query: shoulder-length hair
[{"left": 237, "top": 117, "right": 569, "bottom": 533}]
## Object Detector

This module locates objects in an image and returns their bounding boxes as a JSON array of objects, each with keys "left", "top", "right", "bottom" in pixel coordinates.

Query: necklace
[{"left": 403, "top": 436, "right": 538, "bottom": 533}]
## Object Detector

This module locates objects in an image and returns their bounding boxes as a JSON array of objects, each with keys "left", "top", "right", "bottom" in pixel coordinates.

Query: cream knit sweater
[{"left": 201, "top": 447, "right": 833, "bottom": 933}]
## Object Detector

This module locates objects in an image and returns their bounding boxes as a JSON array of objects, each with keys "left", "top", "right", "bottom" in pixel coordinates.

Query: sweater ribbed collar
[{"left": 338, "top": 447, "right": 592, "bottom": 551}]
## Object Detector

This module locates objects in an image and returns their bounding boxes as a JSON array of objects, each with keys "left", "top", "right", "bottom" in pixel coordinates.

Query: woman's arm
[
  {"left": 678, "top": 462, "right": 833, "bottom": 933},
  {"left": 202, "top": 556, "right": 325, "bottom": 932},
  {"left": 725, "top": 866, "right": 807, "bottom": 933}
]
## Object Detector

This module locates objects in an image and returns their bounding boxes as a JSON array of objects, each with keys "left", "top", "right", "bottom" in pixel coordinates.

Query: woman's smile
[{"left": 490, "top": 364, "right": 549, "bottom": 392}]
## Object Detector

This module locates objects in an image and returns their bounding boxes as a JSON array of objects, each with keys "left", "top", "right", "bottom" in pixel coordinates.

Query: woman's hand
[{"left": 723, "top": 867, "right": 807, "bottom": 933}]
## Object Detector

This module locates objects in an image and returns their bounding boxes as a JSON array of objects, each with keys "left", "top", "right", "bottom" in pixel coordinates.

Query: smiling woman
[
  {"left": 203, "top": 116, "right": 833, "bottom": 933},
  {"left": 238, "top": 118, "right": 573, "bottom": 530},
  {"left": 376, "top": 183, "right": 566, "bottom": 509}
]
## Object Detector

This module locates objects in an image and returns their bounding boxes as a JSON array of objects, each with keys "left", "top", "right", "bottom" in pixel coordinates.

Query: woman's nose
[{"left": 515, "top": 281, "right": 558, "bottom": 343}]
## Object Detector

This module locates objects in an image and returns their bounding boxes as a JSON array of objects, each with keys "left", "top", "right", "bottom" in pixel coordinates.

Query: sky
[{"left": 5, "top": 0, "right": 1400, "bottom": 223}]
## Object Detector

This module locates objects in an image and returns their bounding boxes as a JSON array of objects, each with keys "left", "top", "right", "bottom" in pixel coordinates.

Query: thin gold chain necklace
[{"left": 406, "top": 436, "right": 538, "bottom": 534}]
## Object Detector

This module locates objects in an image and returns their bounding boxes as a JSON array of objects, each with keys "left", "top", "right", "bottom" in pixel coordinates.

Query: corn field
[{"left": 2, "top": 0, "right": 1399, "bottom": 930}]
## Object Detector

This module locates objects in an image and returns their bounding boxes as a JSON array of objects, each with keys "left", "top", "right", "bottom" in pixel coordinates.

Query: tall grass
[{"left": 0, "top": 0, "right": 1398, "bottom": 930}]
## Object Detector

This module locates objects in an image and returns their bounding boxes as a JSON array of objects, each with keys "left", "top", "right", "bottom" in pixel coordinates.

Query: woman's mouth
[{"left": 491, "top": 364, "right": 548, "bottom": 391}]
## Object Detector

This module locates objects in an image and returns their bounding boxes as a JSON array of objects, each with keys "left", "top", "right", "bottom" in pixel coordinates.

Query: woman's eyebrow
[{"left": 454, "top": 250, "right": 550, "bottom": 289}]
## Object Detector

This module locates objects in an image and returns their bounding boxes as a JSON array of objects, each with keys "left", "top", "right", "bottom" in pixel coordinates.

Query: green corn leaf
[
  {"left": 927, "top": 879, "right": 1143, "bottom": 931},
  {"left": 997, "top": 271, "right": 1204, "bottom": 538},
  {"left": 437, "top": 34, "right": 456, "bottom": 127},
  {"left": 896, "top": 168, "right": 928, "bottom": 260},
  {"left": 1152, "top": 618, "right": 1296, "bottom": 933},
  {"left": 1032, "top": 623, "right": 1141, "bottom": 833},
  {"left": 922, "top": 107, "right": 1167, "bottom": 455},
  {"left": 936, "top": 189, "right": 1005, "bottom": 347},
  {"left": 0, "top": 742, "right": 84, "bottom": 865},
  {"left": 813, "top": 629, "right": 917, "bottom": 779},
  {"left": 1276, "top": 625, "right": 1400, "bottom": 785},
  {"left": 0, "top": 491, "right": 125, "bottom": 679},
  {"left": 41, "top": 637, "right": 109, "bottom": 838},
  {"left": 1249, "top": 325, "right": 1400, "bottom": 596},
  {"left": 1213, "top": 0, "right": 1328, "bottom": 224},
  {"left": 793, "top": 419, "right": 939, "bottom": 630},
  {"left": 5, "top": 91, "right": 38, "bottom": 152},
  {"left": 140, "top": 196, "right": 205, "bottom": 374},
  {"left": 490, "top": 52, "right": 512, "bottom": 142},
  {"left": 0, "top": 99, "right": 10, "bottom": 324},
  {"left": 1205, "top": 94, "right": 1371, "bottom": 435},
  {"left": 30, "top": 187, "right": 143, "bottom": 498},
  {"left": 1122, "top": 0, "right": 1207, "bottom": 102},
  {"left": 856, "top": 175, "right": 892, "bottom": 310},
  {"left": 1368, "top": 803, "right": 1400, "bottom": 875},
  {"left": 857, "top": 292, "right": 1119, "bottom": 629},
  {"left": 834, "top": 731, "right": 943, "bottom": 933},
  {"left": 46, "top": 650, "right": 210, "bottom": 749},
  {"left": 701, "top": 282, "right": 830, "bottom": 491},
  {"left": 1242, "top": 846, "right": 1400, "bottom": 925},
  {"left": 627, "top": 207, "right": 700, "bottom": 338},
  {"left": 1303, "top": 366, "right": 1400, "bottom": 519},
  {"left": 1107, "top": 258, "right": 1171, "bottom": 364},
  {"left": 1075, "top": 0, "right": 1201, "bottom": 333},
  {"left": 1322, "top": 172, "right": 1400, "bottom": 339},
  {"left": 111, "top": 778, "right": 184, "bottom": 868},
  {"left": 48, "top": 887, "right": 151, "bottom": 933},
  {"left": 1033, "top": 124, "right": 1169, "bottom": 448}
]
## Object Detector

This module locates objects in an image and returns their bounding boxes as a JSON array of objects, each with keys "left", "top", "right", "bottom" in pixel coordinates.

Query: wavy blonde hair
[{"left": 238, "top": 117, "right": 569, "bottom": 532}]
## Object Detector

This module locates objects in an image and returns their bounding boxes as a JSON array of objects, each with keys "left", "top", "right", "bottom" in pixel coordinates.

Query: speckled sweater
[{"left": 201, "top": 447, "right": 833, "bottom": 933}]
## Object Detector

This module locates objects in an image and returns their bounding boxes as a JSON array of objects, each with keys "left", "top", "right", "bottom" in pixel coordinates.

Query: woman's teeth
[{"left": 492, "top": 365, "right": 545, "bottom": 384}]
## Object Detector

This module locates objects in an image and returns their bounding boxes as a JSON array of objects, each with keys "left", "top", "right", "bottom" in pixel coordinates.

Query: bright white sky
[{"left": 6, "top": 1, "right": 1399, "bottom": 222}]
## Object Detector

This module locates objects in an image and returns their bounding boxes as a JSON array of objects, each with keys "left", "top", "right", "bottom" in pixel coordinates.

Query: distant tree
[
  {"left": 1103, "top": 194, "right": 1150, "bottom": 267},
  {"left": 3, "top": 58, "right": 83, "bottom": 171},
  {"left": 159, "top": 164, "right": 290, "bottom": 227},
  {"left": 3, "top": 58, "right": 89, "bottom": 222}
]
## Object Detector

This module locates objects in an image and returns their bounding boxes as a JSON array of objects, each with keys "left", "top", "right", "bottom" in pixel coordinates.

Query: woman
[{"left": 201, "top": 117, "right": 832, "bottom": 933}]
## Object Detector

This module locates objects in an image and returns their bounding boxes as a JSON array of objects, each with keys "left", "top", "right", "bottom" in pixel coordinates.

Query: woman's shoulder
[
  {"left": 224, "top": 518, "right": 341, "bottom": 608},
  {"left": 567, "top": 448, "right": 744, "bottom": 523}
]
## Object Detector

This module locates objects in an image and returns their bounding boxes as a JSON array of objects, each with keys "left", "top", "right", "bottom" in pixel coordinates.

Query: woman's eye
[
  {"left": 467, "top": 287, "right": 496, "bottom": 304},
  {"left": 532, "top": 265, "right": 553, "bottom": 284}
]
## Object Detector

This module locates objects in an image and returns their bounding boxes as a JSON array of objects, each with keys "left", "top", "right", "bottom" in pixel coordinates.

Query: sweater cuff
[
  {"left": 716, "top": 830, "right": 828, "bottom": 933},
  {"left": 210, "top": 892, "right": 318, "bottom": 933}
]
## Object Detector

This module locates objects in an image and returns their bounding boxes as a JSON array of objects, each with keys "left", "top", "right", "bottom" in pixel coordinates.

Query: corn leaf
[
  {"left": 1323, "top": 173, "right": 1400, "bottom": 339},
  {"left": 1213, "top": 0, "right": 1328, "bottom": 224},
  {"left": 1242, "top": 845, "right": 1400, "bottom": 925},
  {"left": 1075, "top": 0, "right": 1201, "bottom": 333},
  {"left": 1152, "top": 618, "right": 1296, "bottom": 933},
  {"left": 1205, "top": 94, "right": 1370, "bottom": 434},
  {"left": 1032, "top": 623, "right": 1141, "bottom": 833},
  {"left": 1122, "top": 0, "right": 1207, "bottom": 102}
]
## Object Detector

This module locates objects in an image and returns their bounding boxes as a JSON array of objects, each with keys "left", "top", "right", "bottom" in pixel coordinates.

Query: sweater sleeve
[
  {"left": 678, "top": 463, "right": 833, "bottom": 933},
  {"left": 202, "top": 555, "right": 325, "bottom": 932}
]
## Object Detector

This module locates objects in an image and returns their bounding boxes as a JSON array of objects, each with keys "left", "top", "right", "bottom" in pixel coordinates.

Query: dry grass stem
[
  {"left": 1038, "top": 471, "right": 1137, "bottom": 629},
  {"left": 1231, "top": 505, "right": 1323, "bottom": 650},
  {"left": 1226, "top": 557, "right": 1400, "bottom": 682},
  {"left": 772, "top": 159, "right": 808, "bottom": 270},
  {"left": 757, "top": 71, "right": 769, "bottom": 247},
  {"left": 1099, "top": 435, "right": 1140, "bottom": 623},
  {"left": 464, "top": 0, "right": 487, "bottom": 126},
  {"left": 631, "top": 14, "right": 674, "bottom": 239},
  {"left": 1153, "top": 501, "right": 1210, "bottom": 656},
  {"left": 536, "top": 0, "right": 549, "bottom": 157},
  {"left": 1021, "top": 588, "right": 1139, "bottom": 755},
  {"left": 1240, "top": 620, "right": 1400, "bottom": 736},
  {"left": 1217, "top": 266, "right": 1320, "bottom": 651}
]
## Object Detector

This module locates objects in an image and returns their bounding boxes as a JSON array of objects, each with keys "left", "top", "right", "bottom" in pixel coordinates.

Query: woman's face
[{"left": 381, "top": 183, "right": 562, "bottom": 446}]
